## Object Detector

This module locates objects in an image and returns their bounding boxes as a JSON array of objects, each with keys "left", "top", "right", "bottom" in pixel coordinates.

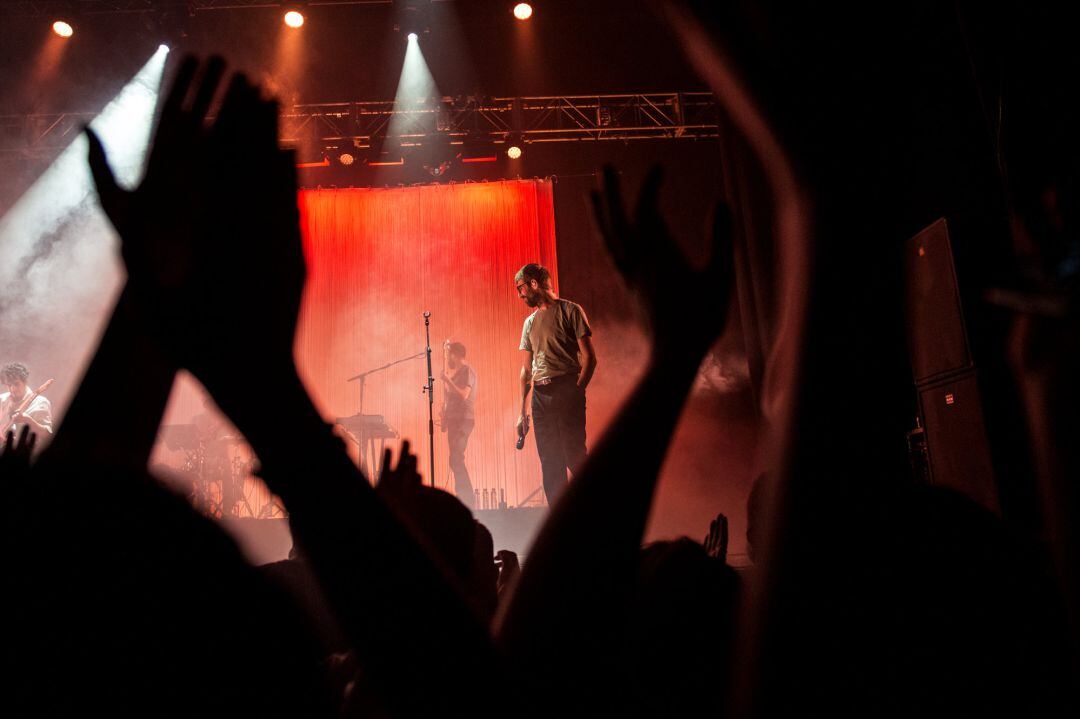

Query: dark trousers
[
  {"left": 445, "top": 418, "right": 475, "bottom": 510},
  {"left": 532, "top": 375, "right": 587, "bottom": 505}
]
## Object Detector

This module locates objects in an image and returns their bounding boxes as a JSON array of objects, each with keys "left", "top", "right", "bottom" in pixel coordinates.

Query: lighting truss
[
  {"left": 281, "top": 92, "right": 720, "bottom": 149},
  {"left": 0, "top": 93, "right": 719, "bottom": 158},
  {"left": 0, "top": 112, "right": 97, "bottom": 157}
]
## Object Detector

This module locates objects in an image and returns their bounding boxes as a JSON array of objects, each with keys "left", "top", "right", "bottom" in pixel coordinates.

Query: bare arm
[
  {"left": 514, "top": 352, "right": 533, "bottom": 441},
  {"left": 440, "top": 372, "right": 472, "bottom": 401},
  {"left": 576, "top": 335, "right": 597, "bottom": 389},
  {"left": 82, "top": 58, "right": 504, "bottom": 717},
  {"left": 39, "top": 290, "right": 176, "bottom": 472},
  {"left": 518, "top": 350, "right": 533, "bottom": 420}
]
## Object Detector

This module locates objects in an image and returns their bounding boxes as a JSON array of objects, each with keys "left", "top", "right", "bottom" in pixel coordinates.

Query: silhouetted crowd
[{"left": 4, "top": 4, "right": 1080, "bottom": 716}]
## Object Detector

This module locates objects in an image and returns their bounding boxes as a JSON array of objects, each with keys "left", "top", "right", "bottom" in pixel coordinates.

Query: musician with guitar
[
  {"left": 1, "top": 362, "right": 54, "bottom": 437},
  {"left": 440, "top": 341, "right": 477, "bottom": 511}
]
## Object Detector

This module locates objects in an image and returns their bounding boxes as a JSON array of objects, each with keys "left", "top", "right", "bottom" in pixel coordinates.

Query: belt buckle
[{"left": 534, "top": 378, "right": 552, "bottom": 386}]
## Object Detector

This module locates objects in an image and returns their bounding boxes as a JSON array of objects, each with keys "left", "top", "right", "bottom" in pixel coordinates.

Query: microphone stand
[{"left": 422, "top": 311, "right": 436, "bottom": 487}]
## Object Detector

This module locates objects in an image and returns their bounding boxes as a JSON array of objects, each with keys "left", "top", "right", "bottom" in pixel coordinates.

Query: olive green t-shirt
[{"left": 519, "top": 299, "right": 592, "bottom": 383}]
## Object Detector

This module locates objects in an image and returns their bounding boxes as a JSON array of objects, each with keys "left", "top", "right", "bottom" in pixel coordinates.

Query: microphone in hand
[{"left": 515, "top": 414, "right": 530, "bottom": 450}]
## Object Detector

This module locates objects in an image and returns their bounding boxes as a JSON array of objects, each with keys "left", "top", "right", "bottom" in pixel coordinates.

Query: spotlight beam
[
  {"left": 0, "top": 46, "right": 170, "bottom": 421},
  {"left": 387, "top": 32, "right": 440, "bottom": 145},
  {"left": 1, "top": 45, "right": 169, "bottom": 276}
]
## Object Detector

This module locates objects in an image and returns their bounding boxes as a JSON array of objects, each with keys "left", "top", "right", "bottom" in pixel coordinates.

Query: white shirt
[{"left": 1, "top": 388, "right": 54, "bottom": 435}]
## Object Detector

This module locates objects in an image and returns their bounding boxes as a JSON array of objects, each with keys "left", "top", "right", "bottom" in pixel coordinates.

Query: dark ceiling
[{"left": 0, "top": 0, "right": 705, "bottom": 115}]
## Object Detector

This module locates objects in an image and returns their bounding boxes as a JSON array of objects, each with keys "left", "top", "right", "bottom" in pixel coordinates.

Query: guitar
[
  {"left": 437, "top": 339, "right": 450, "bottom": 433},
  {"left": 1, "top": 378, "right": 54, "bottom": 435}
]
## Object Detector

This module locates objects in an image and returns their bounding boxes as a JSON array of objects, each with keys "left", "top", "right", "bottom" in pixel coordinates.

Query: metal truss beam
[
  {"left": 0, "top": 93, "right": 718, "bottom": 157},
  {"left": 0, "top": 112, "right": 96, "bottom": 157},
  {"left": 280, "top": 92, "right": 720, "bottom": 149}
]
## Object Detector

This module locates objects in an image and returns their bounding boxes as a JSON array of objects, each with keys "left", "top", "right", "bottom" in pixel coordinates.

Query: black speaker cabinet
[
  {"left": 916, "top": 371, "right": 998, "bottom": 512},
  {"left": 905, "top": 219, "right": 998, "bottom": 512},
  {"left": 904, "top": 218, "right": 973, "bottom": 383}
]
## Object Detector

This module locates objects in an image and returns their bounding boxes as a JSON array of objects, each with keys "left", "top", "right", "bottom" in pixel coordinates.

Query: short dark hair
[
  {"left": 1, "top": 362, "right": 29, "bottom": 384},
  {"left": 448, "top": 342, "right": 467, "bottom": 358},
  {"left": 515, "top": 263, "right": 552, "bottom": 289}
]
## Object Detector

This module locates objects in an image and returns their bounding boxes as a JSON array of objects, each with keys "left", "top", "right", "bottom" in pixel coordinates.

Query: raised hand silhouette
[
  {"left": 377, "top": 440, "right": 424, "bottom": 499},
  {"left": 495, "top": 549, "right": 521, "bottom": 600},
  {"left": 703, "top": 512, "right": 730, "bottom": 563},
  {"left": 1, "top": 426, "right": 36, "bottom": 480},
  {"left": 591, "top": 164, "right": 734, "bottom": 355},
  {"left": 86, "top": 56, "right": 304, "bottom": 414},
  {"left": 89, "top": 57, "right": 512, "bottom": 718},
  {"left": 497, "top": 169, "right": 736, "bottom": 717}
]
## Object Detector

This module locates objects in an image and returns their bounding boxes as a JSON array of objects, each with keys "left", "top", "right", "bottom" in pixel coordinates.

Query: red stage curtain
[{"left": 294, "top": 180, "right": 558, "bottom": 507}]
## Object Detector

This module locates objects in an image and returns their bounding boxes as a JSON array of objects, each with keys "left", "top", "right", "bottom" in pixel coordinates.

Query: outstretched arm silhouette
[
  {"left": 496, "top": 165, "right": 735, "bottom": 710},
  {"left": 81, "top": 56, "right": 502, "bottom": 717}
]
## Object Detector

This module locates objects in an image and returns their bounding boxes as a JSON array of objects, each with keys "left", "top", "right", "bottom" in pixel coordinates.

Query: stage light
[
  {"left": 507, "top": 144, "right": 523, "bottom": 159},
  {"left": 425, "top": 160, "right": 451, "bottom": 177},
  {"left": 394, "top": 0, "right": 430, "bottom": 39},
  {"left": 284, "top": 10, "right": 305, "bottom": 28},
  {"left": 339, "top": 152, "right": 355, "bottom": 166},
  {"left": 513, "top": 3, "right": 533, "bottom": 21},
  {"left": 52, "top": 20, "right": 74, "bottom": 38}
]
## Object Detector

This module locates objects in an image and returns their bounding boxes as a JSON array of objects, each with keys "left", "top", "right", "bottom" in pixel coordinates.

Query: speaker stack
[{"left": 904, "top": 218, "right": 998, "bottom": 512}]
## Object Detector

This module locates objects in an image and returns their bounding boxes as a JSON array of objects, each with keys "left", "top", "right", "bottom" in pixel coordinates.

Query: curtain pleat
[
  {"left": 157, "top": 179, "right": 556, "bottom": 511},
  {"left": 295, "top": 179, "right": 556, "bottom": 507}
]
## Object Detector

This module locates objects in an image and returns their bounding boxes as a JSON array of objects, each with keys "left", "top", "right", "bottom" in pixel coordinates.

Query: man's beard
[{"left": 524, "top": 294, "right": 540, "bottom": 308}]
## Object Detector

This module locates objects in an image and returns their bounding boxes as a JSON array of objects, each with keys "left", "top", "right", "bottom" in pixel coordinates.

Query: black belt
[{"left": 533, "top": 375, "right": 575, "bottom": 386}]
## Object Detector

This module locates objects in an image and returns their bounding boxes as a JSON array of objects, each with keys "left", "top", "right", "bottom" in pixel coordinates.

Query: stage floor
[{"left": 220, "top": 506, "right": 548, "bottom": 566}]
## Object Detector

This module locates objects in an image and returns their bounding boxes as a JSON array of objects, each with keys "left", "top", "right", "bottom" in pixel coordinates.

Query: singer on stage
[
  {"left": 514, "top": 263, "right": 596, "bottom": 504},
  {"left": 441, "top": 341, "right": 477, "bottom": 511},
  {"left": 1, "top": 362, "right": 54, "bottom": 435}
]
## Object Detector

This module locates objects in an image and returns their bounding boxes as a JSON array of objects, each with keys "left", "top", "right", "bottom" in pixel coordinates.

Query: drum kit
[{"left": 159, "top": 424, "right": 286, "bottom": 519}]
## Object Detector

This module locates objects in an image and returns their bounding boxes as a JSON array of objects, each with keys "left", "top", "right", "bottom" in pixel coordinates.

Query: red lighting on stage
[
  {"left": 284, "top": 10, "right": 305, "bottom": 28},
  {"left": 295, "top": 180, "right": 557, "bottom": 501},
  {"left": 507, "top": 145, "right": 523, "bottom": 159},
  {"left": 52, "top": 20, "right": 74, "bottom": 38},
  {"left": 513, "top": 3, "right": 533, "bottom": 20},
  {"left": 461, "top": 156, "right": 498, "bottom": 164}
]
